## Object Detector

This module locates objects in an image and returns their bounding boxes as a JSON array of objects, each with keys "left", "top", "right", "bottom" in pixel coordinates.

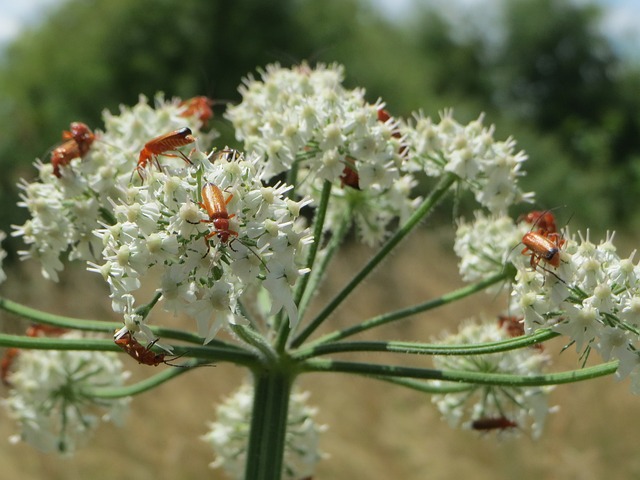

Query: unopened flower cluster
[
  {"left": 226, "top": 62, "right": 420, "bottom": 245},
  {"left": 2, "top": 332, "right": 130, "bottom": 455},
  {"left": 511, "top": 230, "right": 640, "bottom": 392},
  {"left": 202, "top": 382, "right": 326, "bottom": 480},
  {"left": 454, "top": 212, "right": 526, "bottom": 285},
  {"left": 432, "top": 320, "right": 553, "bottom": 438},
  {"left": 401, "top": 110, "right": 534, "bottom": 213},
  {"left": 12, "top": 94, "right": 213, "bottom": 281}
]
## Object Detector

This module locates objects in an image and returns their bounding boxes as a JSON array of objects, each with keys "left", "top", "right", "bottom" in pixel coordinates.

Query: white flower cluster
[
  {"left": 202, "top": 382, "right": 326, "bottom": 480},
  {"left": 94, "top": 149, "right": 311, "bottom": 343},
  {"left": 0, "top": 230, "right": 6, "bottom": 284},
  {"left": 401, "top": 110, "right": 534, "bottom": 213},
  {"left": 226, "top": 62, "right": 419, "bottom": 245},
  {"left": 512, "top": 230, "right": 640, "bottom": 393},
  {"left": 12, "top": 93, "right": 214, "bottom": 281},
  {"left": 2, "top": 332, "right": 130, "bottom": 455},
  {"left": 432, "top": 320, "right": 553, "bottom": 438},
  {"left": 13, "top": 94, "right": 311, "bottom": 342}
]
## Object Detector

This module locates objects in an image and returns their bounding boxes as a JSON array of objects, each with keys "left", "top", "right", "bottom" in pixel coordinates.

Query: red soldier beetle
[
  {"left": 189, "top": 182, "right": 269, "bottom": 269},
  {"left": 518, "top": 210, "right": 557, "bottom": 235},
  {"left": 114, "top": 331, "right": 183, "bottom": 367},
  {"left": 192, "top": 182, "right": 239, "bottom": 254},
  {"left": 498, "top": 314, "right": 544, "bottom": 351},
  {"left": 471, "top": 416, "right": 518, "bottom": 432},
  {"left": 180, "top": 96, "right": 214, "bottom": 127},
  {"left": 1, "top": 324, "right": 69, "bottom": 386},
  {"left": 51, "top": 122, "right": 95, "bottom": 178},
  {"left": 1, "top": 348, "right": 20, "bottom": 387},
  {"left": 62, "top": 122, "right": 96, "bottom": 157},
  {"left": 521, "top": 230, "right": 564, "bottom": 270},
  {"left": 498, "top": 314, "right": 525, "bottom": 338},
  {"left": 339, "top": 164, "right": 360, "bottom": 189},
  {"left": 134, "top": 127, "right": 195, "bottom": 180}
]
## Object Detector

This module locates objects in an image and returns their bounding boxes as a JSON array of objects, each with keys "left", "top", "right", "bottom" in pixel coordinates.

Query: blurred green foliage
[{"left": 1, "top": 0, "right": 639, "bottom": 254}]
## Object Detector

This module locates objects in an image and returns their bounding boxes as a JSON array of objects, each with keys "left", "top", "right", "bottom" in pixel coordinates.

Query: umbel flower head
[
  {"left": 12, "top": 93, "right": 216, "bottom": 282},
  {"left": 202, "top": 382, "right": 326, "bottom": 480},
  {"left": 401, "top": 109, "right": 534, "bottom": 214},
  {"left": 95, "top": 148, "right": 311, "bottom": 343},
  {"left": 432, "top": 320, "right": 553, "bottom": 438},
  {"left": 511, "top": 230, "right": 640, "bottom": 393},
  {"left": 13, "top": 94, "right": 312, "bottom": 343},
  {"left": 226, "top": 62, "right": 420, "bottom": 246},
  {"left": 2, "top": 332, "right": 130, "bottom": 455}
]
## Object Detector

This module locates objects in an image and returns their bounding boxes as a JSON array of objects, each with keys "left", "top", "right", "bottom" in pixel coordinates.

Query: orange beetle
[
  {"left": 521, "top": 230, "right": 564, "bottom": 270},
  {"left": 135, "top": 127, "right": 195, "bottom": 180},
  {"left": 498, "top": 314, "right": 525, "bottom": 338},
  {"left": 518, "top": 210, "right": 557, "bottom": 235},
  {"left": 114, "top": 331, "right": 174, "bottom": 366},
  {"left": 339, "top": 161, "right": 360, "bottom": 190},
  {"left": 180, "top": 96, "right": 214, "bottom": 127},
  {"left": 51, "top": 122, "right": 95, "bottom": 178},
  {"left": 1, "top": 324, "right": 69, "bottom": 386},
  {"left": 194, "top": 183, "right": 239, "bottom": 252}
]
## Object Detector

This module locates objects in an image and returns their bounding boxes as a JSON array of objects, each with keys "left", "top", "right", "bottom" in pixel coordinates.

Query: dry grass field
[{"left": 1, "top": 229, "right": 640, "bottom": 480}]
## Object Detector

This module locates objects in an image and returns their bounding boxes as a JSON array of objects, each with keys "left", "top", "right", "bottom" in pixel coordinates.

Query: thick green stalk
[
  {"left": 245, "top": 368, "right": 293, "bottom": 480},
  {"left": 291, "top": 173, "right": 457, "bottom": 348}
]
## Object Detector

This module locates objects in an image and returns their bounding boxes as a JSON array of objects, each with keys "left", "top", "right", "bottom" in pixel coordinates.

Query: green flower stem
[
  {"left": 0, "top": 333, "right": 116, "bottom": 352},
  {"left": 232, "top": 325, "right": 278, "bottom": 363},
  {"left": 291, "top": 173, "right": 458, "bottom": 348},
  {"left": 0, "top": 296, "right": 243, "bottom": 349},
  {"left": 0, "top": 333, "right": 259, "bottom": 366},
  {"left": 135, "top": 290, "right": 162, "bottom": 320},
  {"left": 298, "top": 207, "right": 351, "bottom": 319},
  {"left": 373, "top": 376, "right": 473, "bottom": 394},
  {"left": 245, "top": 368, "right": 293, "bottom": 480},
  {"left": 293, "top": 180, "right": 332, "bottom": 308},
  {"left": 85, "top": 359, "right": 200, "bottom": 398},
  {"left": 302, "top": 269, "right": 512, "bottom": 348},
  {"left": 302, "top": 358, "right": 619, "bottom": 387},
  {"left": 292, "top": 328, "right": 558, "bottom": 360},
  {"left": 276, "top": 180, "right": 332, "bottom": 352}
]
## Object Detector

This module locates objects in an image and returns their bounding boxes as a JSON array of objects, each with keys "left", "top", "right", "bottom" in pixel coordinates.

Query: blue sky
[{"left": 1, "top": 0, "right": 639, "bottom": 57}]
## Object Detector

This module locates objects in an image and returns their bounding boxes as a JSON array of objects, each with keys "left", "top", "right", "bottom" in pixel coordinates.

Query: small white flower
[
  {"left": 2, "top": 332, "right": 130, "bottom": 455},
  {"left": 202, "top": 381, "right": 326, "bottom": 480}
]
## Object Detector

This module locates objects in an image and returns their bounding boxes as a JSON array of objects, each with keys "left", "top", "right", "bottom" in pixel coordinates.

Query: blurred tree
[{"left": 491, "top": 0, "right": 640, "bottom": 227}]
